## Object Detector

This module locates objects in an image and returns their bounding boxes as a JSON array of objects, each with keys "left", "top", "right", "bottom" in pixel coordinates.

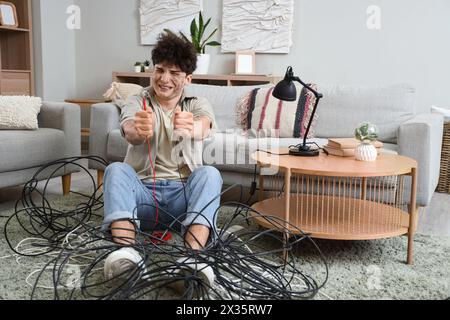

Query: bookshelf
[
  {"left": 113, "top": 71, "right": 282, "bottom": 87},
  {"left": 0, "top": 0, "right": 34, "bottom": 95}
]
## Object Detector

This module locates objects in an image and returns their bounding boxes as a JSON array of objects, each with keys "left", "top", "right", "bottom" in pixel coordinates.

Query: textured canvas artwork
[
  {"left": 140, "top": 0, "right": 202, "bottom": 45},
  {"left": 222, "top": 0, "right": 294, "bottom": 53}
]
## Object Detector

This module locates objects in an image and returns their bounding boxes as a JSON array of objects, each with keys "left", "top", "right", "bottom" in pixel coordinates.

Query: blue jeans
[{"left": 102, "top": 163, "right": 223, "bottom": 235}]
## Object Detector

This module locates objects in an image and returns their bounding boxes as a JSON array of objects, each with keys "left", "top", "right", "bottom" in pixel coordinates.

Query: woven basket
[{"left": 437, "top": 122, "right": 450, "bottom": 193}]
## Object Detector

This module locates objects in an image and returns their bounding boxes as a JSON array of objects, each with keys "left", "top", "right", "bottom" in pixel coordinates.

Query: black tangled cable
[
  {"left": 3, "top": 156, "right": 329, "bottom": 300},
  {"left": 5, "top": 156, "right": 106, "bottom": 255}
]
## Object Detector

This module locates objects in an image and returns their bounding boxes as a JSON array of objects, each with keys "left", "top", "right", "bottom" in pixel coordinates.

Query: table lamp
[{"left": 272, "top": 66, "right": 324, "bottom": 157}]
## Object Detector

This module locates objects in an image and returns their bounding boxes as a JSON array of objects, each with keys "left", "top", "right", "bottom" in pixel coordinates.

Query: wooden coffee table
[{"left": 251, "top": 148, "right": 418, "bottom": 265}]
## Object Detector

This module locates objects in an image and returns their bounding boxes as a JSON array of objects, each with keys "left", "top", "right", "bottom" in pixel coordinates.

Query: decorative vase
[
  {"left": 194, "top": 54, "right": 210, "bottom": 75},
  {"left": 355, "top": 142, "right": 378, "bottom": 162}
]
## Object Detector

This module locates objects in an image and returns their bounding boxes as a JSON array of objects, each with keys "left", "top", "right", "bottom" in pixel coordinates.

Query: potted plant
[
  {"left": 180, "top": 12, "right": 221, "bottom": 74},
  {"left": 143, "top": 60, "right": 151, "bottom": 72},
  {"left": 134, "top": 62, "right": 143, "bottom": 73},
  {"left": 354, "top": 122, "right": 379, "bottom": 161}
]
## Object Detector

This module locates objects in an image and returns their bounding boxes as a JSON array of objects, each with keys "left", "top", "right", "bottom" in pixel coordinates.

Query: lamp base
[{"left": 289, "top": 145, "right": 320, "bottom": 157}]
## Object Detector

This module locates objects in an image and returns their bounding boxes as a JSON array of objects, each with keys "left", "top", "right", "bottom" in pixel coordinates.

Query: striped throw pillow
[{"left": 236, "top": 84, "right": 319, "bottom": 138}]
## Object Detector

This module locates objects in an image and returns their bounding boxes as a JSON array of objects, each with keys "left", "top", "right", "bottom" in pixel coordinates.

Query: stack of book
[{"left": 324, "top": 138, "right": 383, "bottom": 157}]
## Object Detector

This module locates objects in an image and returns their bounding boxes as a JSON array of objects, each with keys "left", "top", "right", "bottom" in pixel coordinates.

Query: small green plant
[
  {"left": 134, "top": 61, "right": 144, "bottom": 72},
  {"left": 143, "top": 60, "right": 151, "bottom": 67},
  {"left": 179, "top": 12, "right": 221, "bottom": 54},
  {"left": 355, "top": 122, "right": 379, "bottom": 143}
]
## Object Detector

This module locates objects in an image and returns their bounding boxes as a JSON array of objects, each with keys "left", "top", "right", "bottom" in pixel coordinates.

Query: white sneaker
[
  {"left": 219, "top": 225, "right": 245, "bottom": 241},
  {"left": 168, "top": 257, "right": 216, "bottom": 298},
  {"left": 104, "top": 247, "right": 144, "bottom": 282}
]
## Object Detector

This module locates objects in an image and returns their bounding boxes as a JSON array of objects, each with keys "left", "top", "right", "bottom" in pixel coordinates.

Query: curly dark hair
[{"left": 152, "top": 31, "right": 198, "bottom": 75}]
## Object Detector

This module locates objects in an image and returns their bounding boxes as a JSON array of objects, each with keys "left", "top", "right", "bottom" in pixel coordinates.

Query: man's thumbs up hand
[
  {"left": 134, "top": 108, "right": 154, "bottom": 141},
  {"left": 173, "top": 106, "right": 194, "bottom": 138}
]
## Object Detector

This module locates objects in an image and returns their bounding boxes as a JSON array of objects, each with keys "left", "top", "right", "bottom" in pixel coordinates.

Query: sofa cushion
[
  {"left": 0, "top": 128, "right": 65, "bottom": 173},
  {"left": 106, "top": 130, "right": 247, "bottom": 166},
  {"left": 104, "top": 129, "right": 399, "bottom": 175},
  {"left": 203, "top": 132, "right": 242, "bottom": 165},
  {"left": 210, "top": 137, "right": 327, "bottom": 174},
  {"left": 314, "top": 84, "right": 416, "bottom": 143},
  {"left": 184, "top": 84, "right": 270, "bottom": 132},
  {"left": 215, "top": 138, "right": 398, "bottom": 174},
  {"left": 237, "top": 84, "right": 319, "bottom": 138},
  {"left": 381, "top": 143, "right": 399, "bottom": 155},
  {"left": 230, "top": 137, "right": 329, "bottom": 173}
]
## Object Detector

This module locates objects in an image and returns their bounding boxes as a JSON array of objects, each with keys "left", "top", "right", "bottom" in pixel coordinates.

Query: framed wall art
[
  {"left": 140, "top": 0, "right": 202, "bottom": 45},
  {"left": 235, "top": 51, "right": 256, "bottom": 75},
  {"left": 222, "top": 0, "right": 294, "bottom": 53}
]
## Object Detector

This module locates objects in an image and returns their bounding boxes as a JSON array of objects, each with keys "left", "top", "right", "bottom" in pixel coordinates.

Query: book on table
[
  {"left": 325, "top": 138, "right": 383, "bottom": 157},
  {"left": 324, "top": 145, "right": 382, "bottom": 157},
  {"left": 327, "top": 138, "right": 383, "bottom": 150}
]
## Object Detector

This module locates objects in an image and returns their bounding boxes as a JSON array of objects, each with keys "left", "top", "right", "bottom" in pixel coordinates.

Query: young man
[{"left": 102, "top": 32, "right": 223, "bottom": 286}]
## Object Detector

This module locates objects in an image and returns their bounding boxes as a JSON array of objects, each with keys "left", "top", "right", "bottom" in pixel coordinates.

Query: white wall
[
  {"left": 73, "top": 0, "right": 149, "bottom": 98},
  {"left": 33, "top": 0, "right": 76, "bottom": 101},
  {"left": 34, "top": 0, "right": 450, "bottom": 113}
]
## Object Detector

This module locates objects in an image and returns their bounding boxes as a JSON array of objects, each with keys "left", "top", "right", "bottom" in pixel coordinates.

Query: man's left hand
[{"left": 173, "top": 106, "right": 194, "bottom": 138}]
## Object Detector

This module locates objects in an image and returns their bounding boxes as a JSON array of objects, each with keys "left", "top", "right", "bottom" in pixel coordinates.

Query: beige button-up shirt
[{"left": 117, "top": 87, "right": 216, "bottom": 181}]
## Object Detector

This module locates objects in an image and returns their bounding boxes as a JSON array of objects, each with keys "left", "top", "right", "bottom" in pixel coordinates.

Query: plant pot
[
  {"left": 194, "top": 54, "right": 210, "bottom": 75},
  {"left": 134, "top": 66, "right": 142, "bottom": 73},
  {"left": 355, "top": 143, "right": 378, "bottom": 162}
]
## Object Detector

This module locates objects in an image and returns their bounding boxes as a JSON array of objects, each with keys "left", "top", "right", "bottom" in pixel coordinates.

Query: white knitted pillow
[
  {"left": 103, "top": 82, "right": 144, "bottom": 101},
  {"left": 0, "top": 96, "right": 42, "bottom": 130}
]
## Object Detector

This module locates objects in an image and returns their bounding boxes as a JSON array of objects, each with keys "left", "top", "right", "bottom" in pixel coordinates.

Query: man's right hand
[{"left": 134, "top": 109, "right": 154, "bottom": 141}]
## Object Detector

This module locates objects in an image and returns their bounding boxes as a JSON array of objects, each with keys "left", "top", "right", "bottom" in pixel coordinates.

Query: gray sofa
[
  {"left": 0, "top": 102, "right": 81, "bottom": 195},
  {"left": 89, "top": 83, "right": 443, "bottom": 208}
]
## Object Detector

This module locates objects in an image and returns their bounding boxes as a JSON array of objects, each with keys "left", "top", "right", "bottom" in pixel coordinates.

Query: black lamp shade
[{"left": 273, "top": 78, "right": 297, "bottom": 102}]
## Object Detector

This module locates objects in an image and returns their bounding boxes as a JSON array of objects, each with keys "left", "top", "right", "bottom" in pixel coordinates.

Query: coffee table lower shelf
[{"left": 251, "top": 195, "right": 410, "bottom": 241}]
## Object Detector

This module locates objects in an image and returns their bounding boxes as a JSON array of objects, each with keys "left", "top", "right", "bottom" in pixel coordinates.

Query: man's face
[{"left": 152, "top": 63, "right": 192, "bottom": 101}]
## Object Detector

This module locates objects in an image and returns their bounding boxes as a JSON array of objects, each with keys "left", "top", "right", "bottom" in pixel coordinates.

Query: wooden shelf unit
[
  {"left": 113, "top": 71, "right": 282, "bottom": 87},
  {"left": 0, "top": 0, "right": 34, "bottom": 96},
  {"left": 0, "top": 26, "right": 30, "bottom": 32}
]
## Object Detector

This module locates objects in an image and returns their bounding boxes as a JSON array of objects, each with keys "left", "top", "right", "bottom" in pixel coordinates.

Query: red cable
[{"left": 143, "top": 97, "right": 159, "bottom": 227}]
